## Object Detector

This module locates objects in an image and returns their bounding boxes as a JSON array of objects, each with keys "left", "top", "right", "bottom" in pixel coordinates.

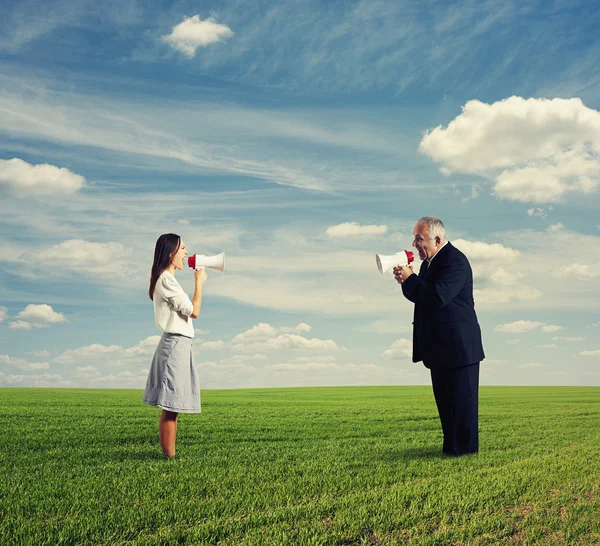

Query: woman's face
[{"left": 170, "top": 239, "right": 188, "bottom": 270}]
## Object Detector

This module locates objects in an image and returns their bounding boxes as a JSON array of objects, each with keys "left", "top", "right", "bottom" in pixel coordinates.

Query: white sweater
[{"left": 153, "top": 271, "right": 195, "bottom": 338}]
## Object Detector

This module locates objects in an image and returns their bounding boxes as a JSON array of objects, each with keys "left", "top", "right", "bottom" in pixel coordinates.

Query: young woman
[{"left": 142, "top": 233, "right": 207, "bottom": 457}]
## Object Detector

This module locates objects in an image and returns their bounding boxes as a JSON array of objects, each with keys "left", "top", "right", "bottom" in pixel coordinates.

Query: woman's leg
[{"left": 159, "top": 410, "right": 179, "bottom": 457}]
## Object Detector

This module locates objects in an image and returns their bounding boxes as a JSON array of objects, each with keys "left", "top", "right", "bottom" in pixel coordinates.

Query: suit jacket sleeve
[
  {"left": 402, "top": 253, "right": 467, "bottom": 308},
  {"left": 401, "top": 284, "right": 416, "bottom": 303},
  {"left": 401, "top": 260, "right": 428, "bottom": 303}
]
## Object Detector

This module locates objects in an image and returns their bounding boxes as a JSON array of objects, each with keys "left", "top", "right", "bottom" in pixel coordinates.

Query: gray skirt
[{"left": 142, "top": 333, "right": 201, "bottom": 413}]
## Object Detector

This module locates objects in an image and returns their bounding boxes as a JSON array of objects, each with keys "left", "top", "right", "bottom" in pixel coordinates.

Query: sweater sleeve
[{"left": 159, "top": 274, "right": 194, "bottom": 317}]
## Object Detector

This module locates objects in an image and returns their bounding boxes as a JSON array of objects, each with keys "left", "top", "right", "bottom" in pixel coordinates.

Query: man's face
[{"left": 412, "top": 222, "right": 440, "bottom": 261}]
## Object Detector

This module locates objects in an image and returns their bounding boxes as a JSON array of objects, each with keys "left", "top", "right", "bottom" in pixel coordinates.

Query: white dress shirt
[{"left": 153, "top": 271, "right": 195, "bottom": 338}]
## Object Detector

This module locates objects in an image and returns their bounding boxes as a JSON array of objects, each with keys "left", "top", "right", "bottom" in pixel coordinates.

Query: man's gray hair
[{"left": 417, "top": 216, "right": 446, "bottom": 241}]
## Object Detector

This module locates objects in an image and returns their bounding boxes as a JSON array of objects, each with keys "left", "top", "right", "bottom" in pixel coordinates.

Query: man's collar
[{"left": 427, "top": 241, "right": 448, "bottom": 264}]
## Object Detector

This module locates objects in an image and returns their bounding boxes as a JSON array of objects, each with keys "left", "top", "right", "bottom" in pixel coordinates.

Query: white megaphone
[
  {"left": 188, "top": 252, "right": 225, "bottom": 272},
  {"left": 375, "top": 250, "right": 414, "bottom": 275}
]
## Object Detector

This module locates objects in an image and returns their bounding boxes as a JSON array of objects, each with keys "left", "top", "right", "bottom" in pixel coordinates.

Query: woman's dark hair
[{"left": 149, "top": 233, "right": 181, "bottom": 300}]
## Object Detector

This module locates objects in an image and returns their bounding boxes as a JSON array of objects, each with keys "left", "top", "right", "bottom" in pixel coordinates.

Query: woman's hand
[
  {"left": 191, "top": 268, "right": 206, "bottom": 318},
  {"left": 194, "top": 268, "right": 208, "bottom": 285}
]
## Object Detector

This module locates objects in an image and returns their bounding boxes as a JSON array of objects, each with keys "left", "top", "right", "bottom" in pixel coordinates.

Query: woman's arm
[{"left": 190, "top": 268, "right": 207, "bottom": 319}]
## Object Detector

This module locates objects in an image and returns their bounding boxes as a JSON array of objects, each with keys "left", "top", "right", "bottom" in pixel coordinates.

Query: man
[{"left": 394, "top": 217, "right": 484, "bottom": 456}]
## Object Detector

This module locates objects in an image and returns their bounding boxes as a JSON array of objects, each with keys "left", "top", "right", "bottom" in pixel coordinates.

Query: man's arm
[
  {"left": 402, "top": 257, "right": 467, "bottom": 308},
  {"left": 401, "top": 284, "right": 416, "bottom": 303}
]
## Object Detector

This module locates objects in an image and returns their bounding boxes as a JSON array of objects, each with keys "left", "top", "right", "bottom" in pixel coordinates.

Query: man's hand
[{"left": 393, "top": 265, "right": 413, "bottom": 285}]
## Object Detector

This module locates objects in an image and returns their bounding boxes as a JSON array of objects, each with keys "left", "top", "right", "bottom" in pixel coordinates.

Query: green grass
[{"left": 1, "top": 386, "right": 599, "bottom": 545}]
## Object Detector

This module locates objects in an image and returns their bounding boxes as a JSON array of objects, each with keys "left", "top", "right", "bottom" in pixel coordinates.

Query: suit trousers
[{"left": 430, "top": 362, "right": 480, "bottom": 456}]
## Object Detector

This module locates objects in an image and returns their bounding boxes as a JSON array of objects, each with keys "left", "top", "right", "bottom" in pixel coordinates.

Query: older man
[{"left": 394, "top": 217, "right": 484, "bottom": 456}]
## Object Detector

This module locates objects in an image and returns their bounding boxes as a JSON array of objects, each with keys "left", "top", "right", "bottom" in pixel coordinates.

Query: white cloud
[
  {"left": 579, "top": 350, "right": 600, "bottom": 357},
  {"left": 553, "top": 336, "right": 585, "bottom": 342},
  {"left": 356, "top": 319, "right": 412, "bottom": 334},
  {"left": 0, "top": 355, "right": 49, "bottom": 371},
  {"left": 506, "top": 339, "right": 520, "bottom": 345},
  {"left": 280, "top": 323, "right": 312, "bottom": 334},
  {"left": 519, "top": 362, "right": 547, "bottom": 368},
  {"left": 541, "top": 325, "right": 563, "bottom": 333},
  {"left": 494, "top": 320, "right": 543, "bottom": 333},
  {"left": 28, "top": 350, "right": 51, "bottom": 358},
  {"left": 452, "top": 239, "right": 519, "bottom": 262},
  {"left": 0, "top": 158, "right": 85, "bottom": 196},
  {"left": 326, "top": 222, "right": 388, "bottom": 238},
  {"left": 9, "top": 321, "right": 32, "bottom": 330},
  {"left": 233, "top": 333, "right": 339, "bottom": 353},
  {"left": 16, "top": 304, "right": 67, "bottom": 328},
  {"left": 48, "top": 336, "right": 162, "bottom": 386},
  {"left": 33, "top": 239, "right": 133, "bottom": 277},
  {"left": 124, "top": 336, "right": 161, "bottom": 356},
  {"left": 74, "top": 365, "right": 101, "bottom": 378},
  {"left": 265, "top": 358, "right": 379, "bottom": 373},
  {"left": 451, "top": 239, "right": 541, "bottom": 306},
  {"left": 81, "top": 369, "right": 149, "bottom": 388},
  {"left": 487, "top": 224, "right": 600, "bottom": 313},
  {"left": 457, "top": 184, "right": 481, "bottom": 202},
  {"left": 21, "top": 361, "right": 49, "bottom": 371},
  {"left": 537, "top": 344, "right": 558, "bottom": 349},
  {"left": 548, "top": 223, "right": 565, "bottom": 233},
  {"left": 8, "top": 303, "right": 68, "bottom": 330},
  {"left": 420, "top": 96, "right": 600, "bottom": 203},
  {"left": 0, "top": 307, "right": 7, "bottom": 322},
  {"left": 294, "top": 355, "right": 337, "bottom": 363},
  {"left": 54, "top": 344, "right": 123, "bottom": 364},
  {"left": 555, "top": 263, "right": 600, "bottom": 280},
  {"left": 483, "top": 359, "right": 510, "bottom": 366},
  {"left": 197, "top": 360, "right": 257, "bottom": 372},
  {"left": 199, "top": 340, "right": 226, "bottom": 350},
  {"left": 267, "top": 361, "right": 339, "bottom": 371},
  {"left": 197, "top": 361, "right": 218, "bottom": 369},
  {"left": 112, "top": 370, "right": 141, "bottom": 379},
  {"left": 527, "top": 207, "right": 548, "bottom": 219},
  {"left": 494, "top": 152, "right": 598, "bottom": 203},
  {"left": 53, "top": 337, "right": 157, "bottom": 366},
  {"left": 1, "top": 373, "right": 69, "bottom": 387},
  {"left": 227, "top": 354, "right": 268, "bottom": 362},
  {"left": 161, "top": 15, "right": 233, "bottom": 58},
  {"left": 495, "top": 322, "right": 562, "bottom": 334},
  {"left": 232, "top": 323, "right": 278, "bottom": 342},
  {"left": 381, "top": 339, "right": 412, "bottom": 360},
  {"left": 473, "top": 286, "right": 543, "bottom": 306},
  {"left": 232, "top": 322, "right": 312, "bottom": 343}
]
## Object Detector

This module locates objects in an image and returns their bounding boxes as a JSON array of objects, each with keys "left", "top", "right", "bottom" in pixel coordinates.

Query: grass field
[{"left": 1, "top": 386, "right": 599, "bottom": 545}]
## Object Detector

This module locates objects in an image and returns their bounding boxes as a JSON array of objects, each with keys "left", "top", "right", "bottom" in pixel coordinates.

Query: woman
[{"left": 142, "top": 233, "right": 207, "bottom": 457}]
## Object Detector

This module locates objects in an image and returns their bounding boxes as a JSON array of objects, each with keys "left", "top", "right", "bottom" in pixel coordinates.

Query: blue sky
[{"left": 1, "top": 0, "right": 599, "bottom": 389}]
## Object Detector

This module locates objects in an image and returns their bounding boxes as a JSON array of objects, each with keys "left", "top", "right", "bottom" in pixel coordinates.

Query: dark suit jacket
[{"left": 401, "top": 242, "right": 484, "bottom": 369}]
